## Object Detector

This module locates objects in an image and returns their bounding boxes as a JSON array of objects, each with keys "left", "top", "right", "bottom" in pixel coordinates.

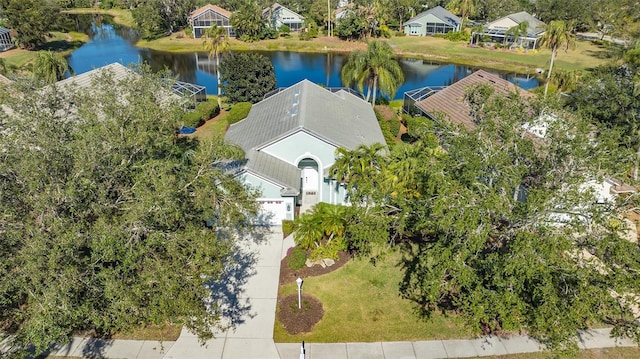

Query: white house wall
[
  {"left": 488, "top": 18, "right": 518, "bottom": 30},
  {"left": 261, "top": 131, "right": 337, "bottom": 168},
  {"left": 274, "top": 7, "right": 304, "bottom": 28},
  {"left": 240, "top": 173, "right": 284, "bottom": 198}
]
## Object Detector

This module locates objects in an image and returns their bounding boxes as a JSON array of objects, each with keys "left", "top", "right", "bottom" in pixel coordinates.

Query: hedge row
[{"left": 181, "top": 100, "right": 220, "bottom": 128}]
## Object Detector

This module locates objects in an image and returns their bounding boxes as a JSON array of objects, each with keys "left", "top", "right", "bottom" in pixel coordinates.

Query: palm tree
[
  {"left": 447, "top": 0, "right": 477, "bottom": 28},
  {"left": 504, "top": 21, "right": 528, "bottom": 48},
  {"left": 330, "top": 143, "right": 386, "bottom": 194},
  {"left": 315, "top": 203, "right": 347, "bottom": 243},
  {"left": 203, "top": 25, "right": 229, "bottom": 108},
  {"left": 293, "top": 213, "right": 323, "bottom": 250},
  {"left": 33, "top": 51, "right": 71, "bottom": 84},
  {"left": 341, "top": 40, "right": 404, "bottom": 106},
  {"left": 539, "top": 20, "right": 575, "bottom": 98}
]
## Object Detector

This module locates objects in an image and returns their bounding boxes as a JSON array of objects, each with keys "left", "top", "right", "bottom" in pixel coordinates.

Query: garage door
[{"left": 256, "top": 199, "right": 287, "bottom": 226}]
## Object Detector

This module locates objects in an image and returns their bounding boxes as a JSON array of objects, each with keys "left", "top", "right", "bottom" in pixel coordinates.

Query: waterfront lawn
[
  {"left": 388, "top": 36, "right": 610, "bottom": 73},
  {"left": 273, "top": 250, "right": 475, "bottom": 342},
  {"left": 63, "top": 8, "right": 136, "bottom": 28},
  {"left": 0, "top": 31, "right": 88, "bottom": 69}
]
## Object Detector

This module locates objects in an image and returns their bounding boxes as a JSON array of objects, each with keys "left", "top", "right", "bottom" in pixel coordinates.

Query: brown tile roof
[
  {"left": 189, "top": 4, "right": 232, "bottom": 19},
  {"left": 414, "top": 69, "right": 532, "bottom": 130}
]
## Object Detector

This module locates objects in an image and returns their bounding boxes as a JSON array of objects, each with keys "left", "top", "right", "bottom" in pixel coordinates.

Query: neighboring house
[
  {"left": 188, "top": 4, "right": 234, "bottom": 39},
  {"left": 476, "top": 11, "right": 546, "bottom": 49},
  {"left": 0, "top": 26, "right": 13, "bottom": 52},
  {"left": 55, "top": 63, "right": 206, "bottom": 108},
  {"left": 409, "top": 69, "right": 531, "bottom": 130},
  {"left": 335, "top": 6, "right": 354, "bottom": 23},
  {"left": 263, "top": 3, "right": 305, "bottom": 31},
  {"left": 224, "top": 80, "right": 386, "bottom": 225},
  {"left": 404, "top": 6, "right": 461, "bottom": 36}
]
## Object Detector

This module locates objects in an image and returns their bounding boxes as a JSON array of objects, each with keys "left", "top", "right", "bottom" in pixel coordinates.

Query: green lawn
[
  {"left": 0, "top": 31, "right": 87, "bottom": 69},
  {"left": 274, "top": 250, "right": 476, "bottom": 342},
  {"left": 477, "top": 347, "right": 640, "bottom": 359},
  {"left": 388, "top": 36, "right": 611, "bottom": 73},
  {"left": 63, "top": 8, "right": 136, "bottom": 28}
]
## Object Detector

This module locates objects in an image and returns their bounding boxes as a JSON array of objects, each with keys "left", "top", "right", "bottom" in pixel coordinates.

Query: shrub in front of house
[
  {"left": 182, "top": 111, "right": 203, "bottom": 128},
  {"left": 279, "top": 25, "right": 291, "bottom": 37},
  {"left": 287, "top": 246, "right": 307, "bottom": 270},
  {"left": 197, "top": 100, "right": 220, "bottom": 122},
  {"left": 181, "top": 100, "right": 220, "bottom": 128},
  {"left": 226, "top": 102, "right": 252, "bottom": 124},
  {"left": 282, "top": 219, "right": 295, "bottom": 237}
]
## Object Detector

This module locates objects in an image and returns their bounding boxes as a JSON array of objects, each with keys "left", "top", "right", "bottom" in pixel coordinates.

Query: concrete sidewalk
[{"left": 46, "top": 327, "right": 637, "bottom": 358}]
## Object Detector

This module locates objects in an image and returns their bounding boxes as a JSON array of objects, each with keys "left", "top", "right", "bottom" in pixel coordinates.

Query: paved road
[{"left": 43, "top": 228, "right": 638, "bottom": 358}]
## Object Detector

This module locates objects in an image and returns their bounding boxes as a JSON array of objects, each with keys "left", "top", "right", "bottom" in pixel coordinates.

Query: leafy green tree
[
  {"left": 569, "top": 65, "right": 640, "bottom": 179},
  {"left": 230, "top": 0, "right": 266, "bottom": 42},
  {"left": 219, "top": 52, "right": 276, "bottom": 103},
  {"left": 331, "top": 88, "right": 640, "bottom": 353},
  {"left": 341, "top": 40, "right": 405, "bottom": 106},
  {"left": 131, "top": 0, "right": 195, "bottom": 37},
  {"left": 539, "top": 20, "right": 575, "bottom": 98},
  {"left": 202, "top": 25, "right": 229, "bottom": 108},
  {"left": 0, "top": 66, "right": 258, "bottom": 357},
  {"left": 531, "top": 0, "right": 595, "bottom": 29},
  {"left": 334, "top": 12, "right": 367, "bottom": 40},
  {"left": 504, "top": 20, "right": 528, "bottom": 47},
  {"left": 32, "top": 50, "right": 71, "bottom": 84},
  {"left": 447, "top": 0, "right": 477, "bottom": 26},
  {"left": 2, "top": 0, "right": 61, "bottom": 49},
  {"left": 475, "top": 0, "right": 523, "bottom": 21}
]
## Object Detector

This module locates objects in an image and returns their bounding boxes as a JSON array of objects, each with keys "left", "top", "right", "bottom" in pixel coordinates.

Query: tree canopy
[
  {"left": 219, "top": 52, "right": 276, "bottom": 103},
  {"left": 1, "top": 0, "right": 61, "bottom": 49},
  {"left": 0, "top": 66, "right": 258, "bottom": 357},
  {"left": 329, "top": 88, "right": 640, "bottom": 353}
]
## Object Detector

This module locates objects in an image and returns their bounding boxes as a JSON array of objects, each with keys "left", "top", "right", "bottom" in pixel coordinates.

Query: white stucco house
[
  {"left": 403, "top": 6, "right": 461, "bottom": 36},
  {"left": 262, "top": 3, "right": 305, "bottom": 31},
  {"left": 475, "top": 11, "right": 546, "bottom": 49},
  {"left": 224, "top": 80, "right": 386, "bottom": 225}
]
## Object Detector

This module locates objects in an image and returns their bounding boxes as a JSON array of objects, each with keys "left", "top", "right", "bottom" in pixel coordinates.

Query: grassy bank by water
[
  {"left": 138, "top": 30, "right": 610, "bottom": 74},
  {"left": 63, "top": 8, "right": 135, "bottom": 28},
  {"left": 0, "top": 31, "right": 87, "bottom": 69}
]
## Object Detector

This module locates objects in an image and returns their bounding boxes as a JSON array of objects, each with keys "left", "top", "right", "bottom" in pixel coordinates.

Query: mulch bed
[
  {"left": 279, "top": 250, "right": 351, "bottom": 286},
  {"left": 277, "top": 293, "right": 324, "bottom": 334}
]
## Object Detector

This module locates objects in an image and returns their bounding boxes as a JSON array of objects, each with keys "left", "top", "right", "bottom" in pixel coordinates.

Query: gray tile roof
[
  {"left": 225, "top": 79, "right": 385, "bottom": 195},
  {"left": 505, "top": 12, "right": 546, "bottom": 37},
  {"left": 225, "top": 79, "right": 385, "bottom": 152},
  {"left": 245, "top": 150, "right": 301, "bottom": 195},
  {"left": 54, "top": 63, "right": 132, "bottom": 91},
  {"left": 406, "top": 6, "right": 461, "bottom": 27}
]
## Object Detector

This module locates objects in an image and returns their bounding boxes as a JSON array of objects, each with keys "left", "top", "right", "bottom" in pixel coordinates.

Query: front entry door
[{"left": 301, "top": 167, "right": 318, "bottom": 192}]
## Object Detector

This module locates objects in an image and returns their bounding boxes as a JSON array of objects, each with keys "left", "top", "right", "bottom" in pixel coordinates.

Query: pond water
[{"left": 65, "top": 16, "right": 539, "bottom": 99}]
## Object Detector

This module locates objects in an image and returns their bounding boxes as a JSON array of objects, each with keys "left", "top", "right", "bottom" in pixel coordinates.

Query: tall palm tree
[
  {"left": 447, "top": 0, "right": 477, "bottom": 28},
  {"left": 504, "top": 21, "right": 528, "bottom": 48},
  {"left": 341, "top": 40, "right": 404, "bottom": 106},
  {"left": 203, "top": 25, "right": 229, "bottom": 108},
  {"left": 539, "top": 20, "right": 575, "bottom": 98},
  {"left": 33, "top": 51, "right": 71, "bottom": 84}
]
